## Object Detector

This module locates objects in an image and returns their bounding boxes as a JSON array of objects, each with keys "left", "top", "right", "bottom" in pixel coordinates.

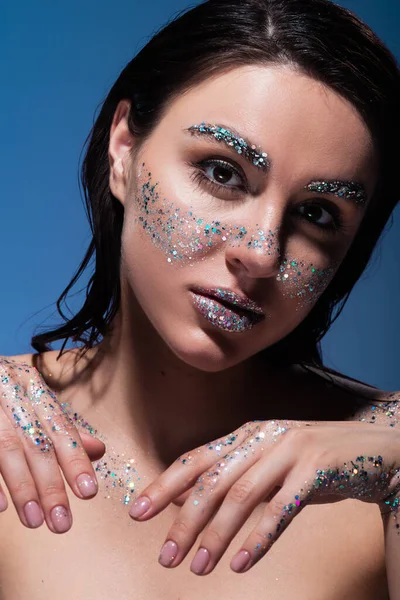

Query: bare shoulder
[
  {"left": 0, "top": 348, "right": 100, "bottom": 393},
  {"left": 0, "top": 353, "right": 37, "bottom": 367},
  {"left": 288, "top": 361, "right": 391, "bottom": 398},
  {"left": 280, "top": 361, "right": 399, "bottom": 423}
]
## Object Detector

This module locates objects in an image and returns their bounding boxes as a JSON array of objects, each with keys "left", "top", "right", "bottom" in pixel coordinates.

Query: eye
[
  {"left": 188, "top": 158, "right": 248, "bottom": 198},
  {"left": 295, "top": 201, "right": 343, "bottom": 233}
]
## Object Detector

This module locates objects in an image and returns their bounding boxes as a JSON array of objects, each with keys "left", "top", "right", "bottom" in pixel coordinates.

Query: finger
[
  {"left": 21, "top": 434, "right": 74, "bottom": 534},
  {"left": 129, "top": 423, "right": 257, "bottom": 521},
  {"left": 230, "top": 467, "right": 310, "bottom": 574},
  {"left": 0, "top": 362, "right": 99, "bottom": 501},
  {"left": 20, "top": 371, "right": 100, "bottom": 501},
  {"left": 157, "top": 435, "right": 292, "bottom": 573},
  {"left": 172, "top": 488, "right": 194, "bottom": 507},
  {"left": 188, "top": 448, "right": 294, "bottom": 575},
  {"left": 0, "top": 483, "right": 8, "bottom": 512},
  {"left": 0, "top": 388, "right": 74, "bottom": 533},
  {"left": 0, "top": 410, "right": 45, "bottom": 529},
  {"left": 80, "top": 433, "right": 106, "bottom": 461},
  {"left": 0, "top": 370, "right": 96, "bottom": 533}
]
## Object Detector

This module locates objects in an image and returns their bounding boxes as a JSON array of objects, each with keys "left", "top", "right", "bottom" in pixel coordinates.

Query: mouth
[{"left": 190, "top": 286, "right": 265, "bottom": 333}]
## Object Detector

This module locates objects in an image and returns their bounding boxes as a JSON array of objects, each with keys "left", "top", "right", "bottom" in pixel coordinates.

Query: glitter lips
[{"left": 190, "top": 286, "right": 265, "bottom": 333}]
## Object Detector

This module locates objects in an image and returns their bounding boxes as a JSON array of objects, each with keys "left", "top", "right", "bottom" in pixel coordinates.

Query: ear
[{"left": 109, "top": 99, "right": 134, "bottom": 205}]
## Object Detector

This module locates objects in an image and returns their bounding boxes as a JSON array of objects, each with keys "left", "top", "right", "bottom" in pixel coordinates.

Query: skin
[{"left": 0, "top": 64, "right": 395, "bottom": 598}]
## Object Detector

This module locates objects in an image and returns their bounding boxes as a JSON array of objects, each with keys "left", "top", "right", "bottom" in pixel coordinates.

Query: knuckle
[
  {"left": 47, "top": 412, "right": 74, "bottom": 435},
  {"left": 284, "top": 427, "right": 302, "bottom": 441},
  {"left": 29, "top": 437, "right": 54, "bottom": 455},
  {"left": 65, "top": 455, "right": 90, "bottom": 472},
  {"left": 0, "top": 431, "right": 22, "bottom": 454},
  {"left": 13, "top": 478, "right": 35, "bottom": 496},
  {"left": 252, "top": 529, "right": 268, "bottom": 545},
  {"left": 170, "top": 519, "right": 192, "bottom": 540},
  {"left": 248, "top": 530, "right": 269, "bottom": 554},
  {"left": 226, "top": 479, "right": 256, "bottom": 505},
  {"left": 42, "top": 479, "right": 66, "bottom": 497},
  {"left": 204, "top": 526, "right": 224, "bottom": 545},
  {"left": 151, "top": 482, "right": 169, "bottom": 497},
  {"left": 267, "top": 494, "right": 287, "bottom": 516},
  {"left": 284, "top": 427, "right": 309, "bottom": 447}
]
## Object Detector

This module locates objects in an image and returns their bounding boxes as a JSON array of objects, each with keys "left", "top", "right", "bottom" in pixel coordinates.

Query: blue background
[{"left": 1, "top": 0, "right": 399, "bottom": 390}]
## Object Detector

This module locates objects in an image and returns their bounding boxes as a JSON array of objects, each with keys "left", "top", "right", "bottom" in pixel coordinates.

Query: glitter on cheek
[
  {"left": 134, "top": 164, "right": 283, "bottom": 266},
  {"left": 275, "top": 257, "right": 337, "bottom": 307},
  {"left": 134, "top": 164, "right": 339, "bottom": 316},
  {"left": 135, "top": 165, "right": 337, "bottom": 276}
]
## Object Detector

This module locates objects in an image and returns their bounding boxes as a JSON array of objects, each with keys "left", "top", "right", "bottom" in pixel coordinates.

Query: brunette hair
[{"left": 32, "top": 0, "right": 400, "bottom": 373}]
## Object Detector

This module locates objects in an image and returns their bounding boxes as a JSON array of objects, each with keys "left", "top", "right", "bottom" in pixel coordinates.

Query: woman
[{"left": 0, "top": 0, "right": 399, "bottom": 597}]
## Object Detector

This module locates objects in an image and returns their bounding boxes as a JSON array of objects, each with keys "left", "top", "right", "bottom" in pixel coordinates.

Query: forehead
[{"left": 158, "top": 64, "right": 378, "bottom": 197}]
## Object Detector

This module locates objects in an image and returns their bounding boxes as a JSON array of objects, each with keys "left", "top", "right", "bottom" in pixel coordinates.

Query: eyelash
[{"left": 187, "top": 158, "right": 346, "bottom": 235}]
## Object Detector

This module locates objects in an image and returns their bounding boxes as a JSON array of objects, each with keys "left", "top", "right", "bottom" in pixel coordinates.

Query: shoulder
[
  {"left": 0, "top": 348, "right": 99, "bottom": 392},
  {"left": 0, "top": 353, "right": 36, "bottom": 367},
  {"left": 279, "top": 361, "right": 399, "bottom": 423},
  {"left": 288, "top": 362, "right": 397, "bottom": 401}
]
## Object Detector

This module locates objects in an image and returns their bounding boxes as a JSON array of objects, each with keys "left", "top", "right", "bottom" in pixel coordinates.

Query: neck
[{"left": 37, "top": 307, "right": 281, "bottom": 469}]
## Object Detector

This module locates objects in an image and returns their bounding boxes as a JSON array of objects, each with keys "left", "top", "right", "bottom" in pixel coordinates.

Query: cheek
[
  {"left": 127, "top": 162, "right": 346, "bottom": 308},
  {"left": 129, "top": 165, "right": 281, "bottom": 266},
  {"left": 275, "top": 256, "right": 338, "bottom": 308}
]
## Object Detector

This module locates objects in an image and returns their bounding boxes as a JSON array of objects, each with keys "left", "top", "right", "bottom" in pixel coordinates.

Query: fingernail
[
  {"left": 24, "top": 500, "right": 44, "bottom": 528},
  {"left": 0, "top": 491, "right": 8, "bottom": 512},
  {"left": 190, "top": 547, "right": 210, "bottom": 575},
  {"left": 159, "top": 540, "right": 178, "bottom": 567},
  {"left": 129, "top": 496, "right": 151, "bottom": 519},
  {"left": 231, "top": 549, "right": 251, "bottom": 573},
  {"left": 76, "top": 473, "right": 98, "bottom": 498},
  {"left": 51, "top": 505, "right": 71, "bottom": 533}
]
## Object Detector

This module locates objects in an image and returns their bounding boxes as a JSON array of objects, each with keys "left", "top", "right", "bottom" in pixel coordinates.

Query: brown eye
[
  {"left": 188, "top": 157, "right": 249, "bottom": 200},
  {"left": 298, "top": 203, "right": 333, "bottom": 226},
  {"left": 200, "top": 159, "right": 244, "bottom": 188},
  {"left": 295, "top": 201, "right": 343, "bottom": 233}
]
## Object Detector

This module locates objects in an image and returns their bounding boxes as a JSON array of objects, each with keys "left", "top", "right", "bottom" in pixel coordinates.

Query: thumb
[{"left": 79, "top": 432, "right": 106, "bottom": 461}]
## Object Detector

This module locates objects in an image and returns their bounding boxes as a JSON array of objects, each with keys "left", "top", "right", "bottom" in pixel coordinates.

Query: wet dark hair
[{"left": 32, "top": 0, "right": 400, "bottom": 374}]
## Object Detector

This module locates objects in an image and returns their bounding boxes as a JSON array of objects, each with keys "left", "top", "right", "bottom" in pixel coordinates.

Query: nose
[{"left": 225, "top": 226, "right": 282, "bottom": 279}]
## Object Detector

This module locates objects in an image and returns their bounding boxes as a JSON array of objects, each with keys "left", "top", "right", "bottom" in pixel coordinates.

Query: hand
[
  {"left": 0, "top": 356, "right": 105, "bottom": 533},
  {"left": 129, "top": 408, "right": 400, "bottom": 575}
]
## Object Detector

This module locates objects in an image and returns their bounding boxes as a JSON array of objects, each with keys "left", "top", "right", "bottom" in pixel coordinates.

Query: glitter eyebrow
[
  {"left": 183, "top": 122, "right": 270, "bottom": 171},
  {"left": 304, "top": 180, "right": 367, "bottom": 206}
]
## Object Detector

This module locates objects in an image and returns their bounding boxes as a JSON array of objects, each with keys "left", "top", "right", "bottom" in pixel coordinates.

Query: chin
[{"left": 166, "top": 325, "right": 260, "bottom": 373}]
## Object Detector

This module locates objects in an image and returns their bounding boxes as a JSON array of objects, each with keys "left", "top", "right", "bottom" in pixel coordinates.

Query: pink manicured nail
[
  {"left": 129, "top": 496, "right": 151, "bottom": 519},
  {"left": 24, "top": 500, "right": 44, "bottom": 528},
  {"left": 231, "top": 550, "right": 251, "bottom": 572},
  {"left": 159, "top": 540, "right": 178, "bottom": 567},
  {"left": 51, "top": 506, "right": 71, "bottom": 533},
  {"left": 190, "top": 548, "right": 210, "bottom": 575},
  {"left": 76, "top": 473, "right": 98, "bottom": 498}
]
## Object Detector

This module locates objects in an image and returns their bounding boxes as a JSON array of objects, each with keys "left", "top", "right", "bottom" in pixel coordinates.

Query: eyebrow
[
  {"left": 183, "top": 122, "right": 270, "bottom": 171},
  {"left": 183, "top": 122, "right": 367, "bottom": 206},
  {"left": 304, "top": 180, "right": 367, "bottom": 206}
]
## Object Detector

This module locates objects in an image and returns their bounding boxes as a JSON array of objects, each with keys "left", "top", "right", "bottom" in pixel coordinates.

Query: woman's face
[{"left": 109, "top": 64, "right": 378, "bottom": 372}]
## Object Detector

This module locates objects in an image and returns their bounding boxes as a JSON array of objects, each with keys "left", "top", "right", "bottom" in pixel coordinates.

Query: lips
[{"left": 190, "top": 286, "right": 265, "bottom": 333}]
